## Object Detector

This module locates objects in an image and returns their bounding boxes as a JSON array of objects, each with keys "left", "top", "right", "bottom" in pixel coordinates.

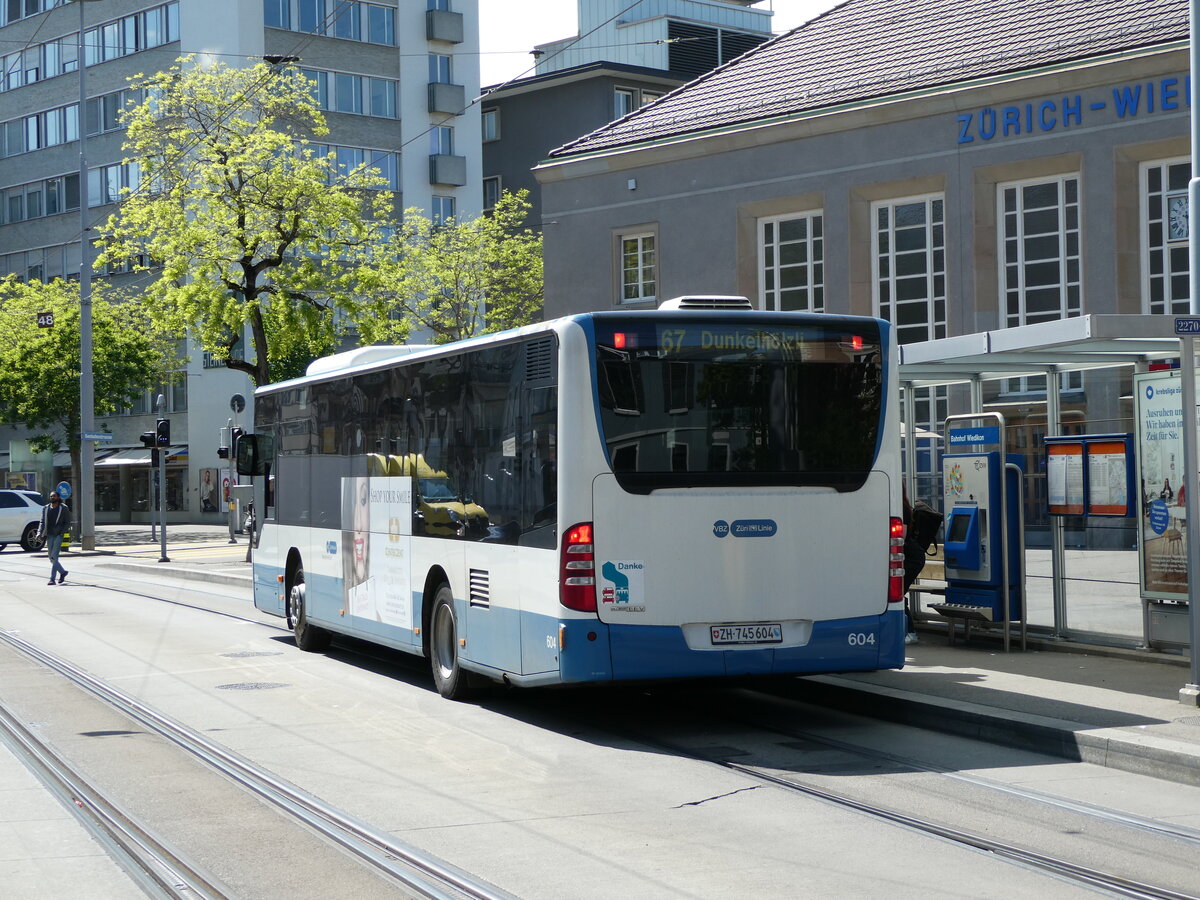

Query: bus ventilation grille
[
  {"left": 658, "top": 295, "right": 753, "bottom": 311},
  {"left": 525, "top": 338, "right": 554, "bottom": 384},
  {"left": 469, "top": 568, "right": 491, "bottom": 608}
]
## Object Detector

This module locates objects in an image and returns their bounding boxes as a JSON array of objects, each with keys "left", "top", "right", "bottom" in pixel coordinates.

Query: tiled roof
[{"left": 548, "top": 0, "right": 1187, "bottom": 159}]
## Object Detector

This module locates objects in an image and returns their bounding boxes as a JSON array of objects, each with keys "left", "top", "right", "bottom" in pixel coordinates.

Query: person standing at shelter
[
  {"left": 36, "top": 491, "right": 70, "bottom": 585},
  {"left": 902, "top": 485, "right": 925, "bottom": 644}
]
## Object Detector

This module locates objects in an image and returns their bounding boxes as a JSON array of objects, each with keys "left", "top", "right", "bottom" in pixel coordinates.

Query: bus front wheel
[
  {"left": 290, "top": 566, "right": 331, "bottom": 653},
  {"left": 430, "top": 584, "right": 475, "bottom": 701}
]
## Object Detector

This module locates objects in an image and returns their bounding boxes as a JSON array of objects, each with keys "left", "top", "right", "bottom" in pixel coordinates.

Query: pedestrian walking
[{"left": 37, "top": 491, "right": 70, "bottom": 585}]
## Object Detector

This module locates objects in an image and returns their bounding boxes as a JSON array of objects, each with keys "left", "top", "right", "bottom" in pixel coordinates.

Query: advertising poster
[
  {"left": 1134, "top": 372, "right": 1187, "bottom": 600},
  {"left": 199, "top": 468, "right": 219, "bottom": 512},
  {"left": 341, "top": 476, "right": 414, "bottom": 629}
]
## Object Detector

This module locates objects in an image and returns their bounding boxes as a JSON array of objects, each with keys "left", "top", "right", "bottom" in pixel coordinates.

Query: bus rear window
[{"left": 593, "top": 318, "right": 883, "bottom": 492}]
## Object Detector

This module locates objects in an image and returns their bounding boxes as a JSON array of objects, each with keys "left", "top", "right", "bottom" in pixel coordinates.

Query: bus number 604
[{"left": 848, "top": 632, "right": 876, "bottom": 646}]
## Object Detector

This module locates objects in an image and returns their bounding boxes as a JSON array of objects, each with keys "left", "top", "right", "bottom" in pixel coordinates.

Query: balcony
[
  {"left": 429, "top": 154, "right": 467, "bottom": 186},
  {"left": 426, "top": 9, "right": 463, "bottom": 43},
  {"left": 428, "top": 82, "right": 465, "bottom": 115}
]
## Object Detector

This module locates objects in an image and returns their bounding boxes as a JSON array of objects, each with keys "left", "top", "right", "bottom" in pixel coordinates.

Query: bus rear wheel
[
  {"left": 290, "top": 566, "right": 331, "bottom": 653},
  {"left": 430, "top": 584, "right": 475, "bottom": 701}
]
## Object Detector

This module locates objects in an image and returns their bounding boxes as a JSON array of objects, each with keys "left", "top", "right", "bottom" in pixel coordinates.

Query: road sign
[
  {"left": 56, "top": 481, "right": 72, "bottom": 500},
  {"left": 82, "top": 431, "right": 114, "bottom": 442},
  {"left": 37, "top": 311, "right": 54, "bottom": 328}
]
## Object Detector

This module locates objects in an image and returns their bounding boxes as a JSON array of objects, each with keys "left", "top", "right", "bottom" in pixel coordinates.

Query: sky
[{"left": 478, "top": 0, "right": 841, "bottom": 87}]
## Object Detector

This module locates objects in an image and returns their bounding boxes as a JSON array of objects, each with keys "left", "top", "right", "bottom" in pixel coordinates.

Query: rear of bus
[{"left": 554, "top": 309, "right": 904, "bottom": 684}]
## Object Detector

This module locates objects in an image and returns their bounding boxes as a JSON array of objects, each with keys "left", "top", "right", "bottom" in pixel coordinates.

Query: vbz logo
[{"left": 713, "top": 520, "right": 730, "bottom": 538}]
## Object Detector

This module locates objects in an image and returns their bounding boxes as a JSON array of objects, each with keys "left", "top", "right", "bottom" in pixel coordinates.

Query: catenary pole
[
  {"left": 1181, "top": 0, "right": 1200, "bottom": 704},
  {"left": 73, "top": 0, "right": 101, "bottom": 551}
]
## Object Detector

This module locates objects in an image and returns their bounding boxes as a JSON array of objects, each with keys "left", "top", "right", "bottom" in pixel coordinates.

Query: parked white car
[{"left": 0, "top": 490, "right": 46, "bottom": 552}]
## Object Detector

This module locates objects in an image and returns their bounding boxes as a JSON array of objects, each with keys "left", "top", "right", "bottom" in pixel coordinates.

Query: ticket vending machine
[{"left": 941, "top": 450, "right": 1024, "bottom": 624}]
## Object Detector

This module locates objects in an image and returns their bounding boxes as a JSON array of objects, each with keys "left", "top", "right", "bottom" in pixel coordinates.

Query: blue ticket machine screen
[{"left": 944, "top": 506, "right": 982, "bottom": 571}]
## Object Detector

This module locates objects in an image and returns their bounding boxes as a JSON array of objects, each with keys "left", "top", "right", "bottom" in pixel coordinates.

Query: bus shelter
[{"left": 897, "top": 314, "right": 1192, "bottom": 657}]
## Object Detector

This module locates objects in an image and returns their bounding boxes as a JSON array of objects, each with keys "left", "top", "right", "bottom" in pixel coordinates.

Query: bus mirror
[{"left": 236, "top": 434, "right": 274, "bottom": 476}]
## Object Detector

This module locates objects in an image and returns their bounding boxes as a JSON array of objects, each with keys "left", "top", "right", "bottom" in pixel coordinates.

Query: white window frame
[
  {"left": 871, "top": 193, "right": 946, "bottom": 345},
  {"left": 619, "top": 232, "right": 656, "bottom": 305},
  {"left": 430, "top": 125, "right": 454, "bottom": 156},
  {"left": 1141, "top": 157, "right": 1190, "bottom": 315},
  {"left": 432, "top": 195, "right": 455, "bottom": 226},
  {"left": 429, "top": 53, "right": 452, "bottom": 84},
  {"left": 759, "top": 210, "right": 823, "bottom": 312},
  {"left": 998, "top": 174, "right": 1081, "bottom": 327},
  {"left": 614, "top": 88, "right": 635, "bottom": 119},
  {"left": 481, "top": 107, "right": 499, "bottom": 142}
]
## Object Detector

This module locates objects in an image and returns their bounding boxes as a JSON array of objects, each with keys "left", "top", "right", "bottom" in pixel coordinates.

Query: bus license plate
[{"left": 710, "top": 623, "right": 782, "bottom": 645}]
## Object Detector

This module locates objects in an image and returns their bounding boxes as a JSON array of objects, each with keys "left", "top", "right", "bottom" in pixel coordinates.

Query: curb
[
  {"left": 802, "top": 674, "right": 1200, "bottom": 788},
  {"left": 97, "top": 560, "right": 253, "bottom": 589}
]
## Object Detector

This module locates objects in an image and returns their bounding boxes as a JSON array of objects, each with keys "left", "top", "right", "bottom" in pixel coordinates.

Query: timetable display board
[
  {"left": 1087, "top": 440, "right": 1132, "bottom": 516},
  {"left": 1043, "top": 434, "right": 1134, "bottom": 518},
  {"left": 1046, "top": 442, "right": 1084, "bottom": 515}
]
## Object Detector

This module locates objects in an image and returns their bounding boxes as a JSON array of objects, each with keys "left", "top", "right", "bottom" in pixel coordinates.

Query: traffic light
[
  {"left": 230, "top": 426, "right": 244, "bottom": 457},
  {"left": 139, "top": 431, "right": 156, "bottom": 448},
  {"left": 156, "top": 418, "right": 170, "bottom": 447}
]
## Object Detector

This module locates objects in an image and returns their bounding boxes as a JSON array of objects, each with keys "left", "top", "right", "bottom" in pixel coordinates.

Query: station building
[
  {"left": 535, "top": 0, "right": 1191, "bottom": 644},
  {"left": 0, "top": 0, "right": 481, "bottom": 522}
]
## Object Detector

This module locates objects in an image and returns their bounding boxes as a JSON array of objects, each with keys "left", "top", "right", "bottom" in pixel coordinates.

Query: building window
[
  {"left": 760, "top": 212, "right": 823, "bottom": 312},
  {"left": 641, "top": 90, "right": 664, "bottom": 105},
  {"left": 88, "top": 162, "right": 139, "bottom": 207},
  {"left": 428, "top": 0, "right": 450, "bottom": 10},
  {"left": 432, "top": 195, "right": 455, "bottom": 226},
  {"left": 1144, "top": 159, "right": 1190, "bottom": 315},
  {"left": 298, "top": 0, "right": 324, "bottom": 32},
  {"left": 874, "top": 196, "right": 945, "bottom": 344},
  {"left": 614, "top": 88, "right": 635, "bottom": 119},
  {"left": 481, "top": 107, "right": 499, "bottom": 142},
  {"left": 483, "top": 176, "right": 500, "bottom": 211},
  {"left": 330, "top": 0, "right": 360, "bottom": 39},
  {"left": 300, "top": 68, "right": 398, "bottom": 118},
  {"left": 430, "top": 125, "right": 454, "bottom": 156},
  {"left": 429, "top": 53, "right": 452, "bottom": 84},
  {"left": 366, "top": 5, "right": 394, "bottom": 44},
  {"left": 620, "top": 233, "right": 656, "bottom": 304},
  {"left": 1000, "top": 175, "right": 1081, "bottom": 326},
  {"left": 263, "top": 0, "right": 289, "bottom": 28}
]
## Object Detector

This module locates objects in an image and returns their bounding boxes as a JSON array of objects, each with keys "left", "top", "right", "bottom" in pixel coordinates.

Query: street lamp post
[{"left": 72, "top": 0, "right": 102, "bottom": 552}]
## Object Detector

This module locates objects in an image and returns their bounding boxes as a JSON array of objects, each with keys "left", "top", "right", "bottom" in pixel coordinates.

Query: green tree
[
  {"left": 0, "top": 277, "right": 160, "bottom": 490},
  {"left": 372, "top": 191, "right": 543, "bottom": 345},
  {"left": 97, "top": 58, "right": 400, "bottom": 386}
]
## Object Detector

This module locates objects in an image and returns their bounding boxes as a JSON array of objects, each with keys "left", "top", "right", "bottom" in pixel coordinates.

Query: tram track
[
  {"left": 517, "top": 684, "right": 1200, "bottom": 900},
  {"left": 0, "top": 629, "right": 513, "bottom": 900},
  {"left": 4, "top": 555, "right": 1200, "bottom": 897},
  {"left": 0, "top": 699, "right": 231, "bottom": 900}
]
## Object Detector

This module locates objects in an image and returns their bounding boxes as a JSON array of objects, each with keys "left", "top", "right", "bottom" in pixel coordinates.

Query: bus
[{"left": 238, "top": 297, "right": 906, "bottom": 700}]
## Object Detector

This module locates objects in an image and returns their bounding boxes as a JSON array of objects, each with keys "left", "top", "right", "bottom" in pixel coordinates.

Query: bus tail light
[
  {"left": 888, "top": 517, "right": 905, "bottom": 604},
  {"left": 560, "top": 522, "right": 597, "bottom": 612}
]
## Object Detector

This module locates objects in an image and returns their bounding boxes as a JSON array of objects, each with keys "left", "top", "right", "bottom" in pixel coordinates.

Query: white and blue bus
[{"left": 239, "top": 297, "right": 906, "bottom": 699}]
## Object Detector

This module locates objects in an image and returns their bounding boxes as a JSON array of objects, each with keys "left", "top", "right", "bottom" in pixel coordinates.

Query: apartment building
[{"left": 0, "top": 0, "right": 481, "bottom": 521}]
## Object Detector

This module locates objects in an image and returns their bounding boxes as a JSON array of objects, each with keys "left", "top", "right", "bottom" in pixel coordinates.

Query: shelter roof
[{"left": 899, "top": 315, "right": 1185, "bottom": 388}]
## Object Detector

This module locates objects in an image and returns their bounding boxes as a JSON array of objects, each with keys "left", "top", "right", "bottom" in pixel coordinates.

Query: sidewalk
[
  {"left": 809, "top": 635, "right": 1200, "bottom": 787},
  {"left": 29, "top": 525, "right": 1200, "bottom": 787}
]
